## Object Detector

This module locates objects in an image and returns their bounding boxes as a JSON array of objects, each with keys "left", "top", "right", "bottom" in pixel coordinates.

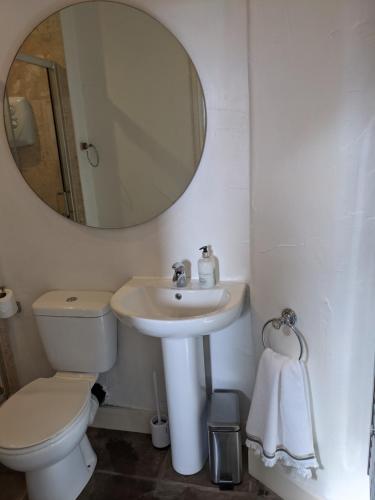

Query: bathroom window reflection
[{"left": 4, "top": 1, "right": 206, "bottom": 228}]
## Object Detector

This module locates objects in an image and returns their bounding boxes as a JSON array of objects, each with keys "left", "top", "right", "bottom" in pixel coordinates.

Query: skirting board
[
  {"left": 248, "top": 450, "right": 324, "bottom": 500},
  {"left": 92, "top": 405, "right": 155, "bottom": 434}
]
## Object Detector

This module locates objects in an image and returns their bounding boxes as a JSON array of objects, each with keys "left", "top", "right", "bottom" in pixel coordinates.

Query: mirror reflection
[{"left": 4, "top": 1, "right": 206, "bottom": 228}]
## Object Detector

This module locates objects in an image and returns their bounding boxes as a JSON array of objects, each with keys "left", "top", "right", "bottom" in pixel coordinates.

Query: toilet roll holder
[{"left": 0, "top": 286, "right": 22, "bottom": 313}]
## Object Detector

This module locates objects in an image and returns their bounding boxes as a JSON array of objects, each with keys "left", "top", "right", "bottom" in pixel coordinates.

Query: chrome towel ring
[
  {"left": 261, "top": 308, "right": 304, "bottom": 360},
  {"left": 80, "top": 142, "right": 100, "bottom": 168}
]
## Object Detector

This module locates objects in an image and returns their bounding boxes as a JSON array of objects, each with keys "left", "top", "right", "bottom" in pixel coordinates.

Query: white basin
[
  {"left": 110, "top": 277, "right": 246, "bottom": 476},
  {"left": 110, "top": 277, "right": 246, "bottom": 338}
]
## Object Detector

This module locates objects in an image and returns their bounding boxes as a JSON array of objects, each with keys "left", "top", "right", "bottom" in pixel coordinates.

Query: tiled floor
[{"left": 0, "top": 428, "right": 281, "bottom": 499}]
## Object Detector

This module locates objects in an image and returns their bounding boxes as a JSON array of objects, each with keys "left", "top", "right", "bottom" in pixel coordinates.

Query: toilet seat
[{"left": 0, "top": 377, "right": 91, "bottom": 450}]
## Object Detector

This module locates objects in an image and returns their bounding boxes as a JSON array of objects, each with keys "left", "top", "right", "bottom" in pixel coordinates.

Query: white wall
[
  {"left": 249, "top": 1, "right": 375, "bottom": 499},
  {"left": 0, "top": 0, "right": 252, "bottom": 419}
]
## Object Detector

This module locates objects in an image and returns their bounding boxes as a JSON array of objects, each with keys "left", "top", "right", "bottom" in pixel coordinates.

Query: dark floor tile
[
  {"left": 161, "top": 451, "right": 212, "bottom": 488},
  {"left": 78, "top": 472, "right": 156, "bottom": 500},
  {"left": 87, "top": 427, "right": 168, "bottom": 478},
  {"left": 153, "top": 482, "right": 243, "bottom": 500},
  {"left": 0, "top": 428, "right": 280, "bottom": 500},
  {"left": 79, "top": 474, "right": 276, "bottom": 500},
  {"left": 161, "top": 446, "right": 253, "bottom": 493},
  {"left": 0, "top": 469, "right": 27, "bottom": 500},
  {"left": 251, "top": 480, "right": 278, "bottom": 498},
  {"left": 146, "top": 480, "right": 278, "bottom": 500},
  {"left": 139, "top": 480, "right": 186, "bottom": 500}
]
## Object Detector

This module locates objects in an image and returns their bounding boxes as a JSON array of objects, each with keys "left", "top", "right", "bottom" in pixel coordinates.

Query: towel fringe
[{"left": 246, "top": 439, "right": 318, "bottom": 479}]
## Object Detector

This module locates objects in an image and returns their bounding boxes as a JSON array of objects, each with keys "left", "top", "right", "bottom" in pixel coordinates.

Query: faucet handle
[
  {"left": 172, "top": 262, "right": 185, "bottom": 271},
  {"left": 172, "top": 262, "right": 187, "bottom": 287}
]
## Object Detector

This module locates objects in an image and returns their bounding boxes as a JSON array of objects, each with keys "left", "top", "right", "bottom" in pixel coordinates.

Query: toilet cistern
[
  {"left": 172, "top": 262, "right": 187, "bottom": 288},
  {"left": 0, "top": 290, "right": 118, "bottom": 500}
]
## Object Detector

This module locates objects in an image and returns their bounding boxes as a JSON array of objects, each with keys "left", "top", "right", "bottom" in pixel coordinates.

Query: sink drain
[{"left": 175, "top": 293, "right": 182, "bottom": 300}]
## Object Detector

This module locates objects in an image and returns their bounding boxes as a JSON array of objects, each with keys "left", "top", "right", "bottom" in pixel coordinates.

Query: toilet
[{"left": 0, "top": 290, "right": 117, "bottom": 500}]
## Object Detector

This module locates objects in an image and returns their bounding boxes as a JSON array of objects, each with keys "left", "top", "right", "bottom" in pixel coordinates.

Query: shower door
[{"left": 5, "top": 53, "right": 85, "bottom": 223}]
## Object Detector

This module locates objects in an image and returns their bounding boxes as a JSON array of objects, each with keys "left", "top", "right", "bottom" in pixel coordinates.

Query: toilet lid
[{"left": 0, "top": 377, "right": 91, "bottom": 449}]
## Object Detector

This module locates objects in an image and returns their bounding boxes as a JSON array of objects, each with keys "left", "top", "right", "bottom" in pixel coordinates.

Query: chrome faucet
[{"left": 172, "top": 262, "right": 187, "bottom": 288}]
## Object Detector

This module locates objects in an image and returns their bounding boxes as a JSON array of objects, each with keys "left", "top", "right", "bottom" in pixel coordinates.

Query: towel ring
[
  {"left": 80, "top": 142, "right": 100, "bottom": 168},
  {"left": 261, "top": 308, "right": 303, "bottom": 360}
]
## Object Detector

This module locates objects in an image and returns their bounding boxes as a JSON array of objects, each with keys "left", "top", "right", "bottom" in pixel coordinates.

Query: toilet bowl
[
  {"left": 0, "top": 290, "right": 118, "bottom": 500},
  {"left": 0, "top": 375, "right": 97, "bottom": 500}
]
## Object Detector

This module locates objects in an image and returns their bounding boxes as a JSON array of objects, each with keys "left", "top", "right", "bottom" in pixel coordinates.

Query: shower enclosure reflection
[
  {"left": 4, "top": 1, "right": 206, "bottom": 228},
  {"left": 5, "top": 51, "right": 85, "bottom": 224}
]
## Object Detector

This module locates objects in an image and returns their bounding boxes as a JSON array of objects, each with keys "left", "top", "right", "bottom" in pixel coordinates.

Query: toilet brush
[
  {"left": 153, "top": 371, "right": 162, "bottom": 424},
  {"left": 150, "top": 371, "right": 170, "bottom": 448}
]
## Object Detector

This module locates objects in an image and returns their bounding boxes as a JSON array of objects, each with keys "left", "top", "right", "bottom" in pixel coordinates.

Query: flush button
[{"left": 66, "top": 296, "right": 78, "bottom": 302}]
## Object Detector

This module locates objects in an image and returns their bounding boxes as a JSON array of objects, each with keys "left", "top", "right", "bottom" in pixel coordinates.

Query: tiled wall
[
  {"left": 0, "top": 319, "right": 18, "bottom": 397},
  {"left": 6, "top": 13, "right": 85, "bottom": 224}
]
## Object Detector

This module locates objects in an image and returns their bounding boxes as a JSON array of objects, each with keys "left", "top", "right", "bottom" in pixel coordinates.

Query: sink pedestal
[
  {"left": 111, "top": 278, "right": 246, "bottom": 475},
  {"left": 162, "top": 336, "right": 207, "bottom": 475}
]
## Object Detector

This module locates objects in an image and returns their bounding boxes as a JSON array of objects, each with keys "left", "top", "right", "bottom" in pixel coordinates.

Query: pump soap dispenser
[{"left": 198, "top": 245, "right": 216, "bottom": 288}]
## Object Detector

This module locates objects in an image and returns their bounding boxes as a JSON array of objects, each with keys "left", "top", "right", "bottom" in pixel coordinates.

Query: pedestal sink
[{"left": 111, "top": 277, "right": 246, "bottom": 475}]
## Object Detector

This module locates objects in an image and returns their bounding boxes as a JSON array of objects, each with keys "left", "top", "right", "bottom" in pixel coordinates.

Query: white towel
[{"left": 246, "top": 348, "right": 318, "bottom": 479}]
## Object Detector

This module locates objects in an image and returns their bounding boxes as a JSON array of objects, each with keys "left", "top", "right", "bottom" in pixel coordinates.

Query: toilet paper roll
[{"left": 0, "top": 289, "right": 18, "bottom": 319}]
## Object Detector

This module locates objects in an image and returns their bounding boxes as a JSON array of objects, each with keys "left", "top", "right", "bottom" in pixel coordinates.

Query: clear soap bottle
[{"left": 198, "top": 245, "right": 216, "bottom": 288}]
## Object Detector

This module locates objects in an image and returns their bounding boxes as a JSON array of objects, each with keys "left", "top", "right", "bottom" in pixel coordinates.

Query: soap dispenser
[{"left": 198, "top": 245, "right": 216, "bottom": 288}]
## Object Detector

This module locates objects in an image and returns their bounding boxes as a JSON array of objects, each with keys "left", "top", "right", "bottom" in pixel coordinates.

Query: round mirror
[{"left": 4, "top": 1, "right": 206, "bottom": 228}]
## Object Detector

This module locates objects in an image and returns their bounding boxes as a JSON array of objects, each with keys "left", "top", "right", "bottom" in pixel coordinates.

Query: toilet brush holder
[{"left": 150, "top": 415, "right": 170, "bottom": 449}]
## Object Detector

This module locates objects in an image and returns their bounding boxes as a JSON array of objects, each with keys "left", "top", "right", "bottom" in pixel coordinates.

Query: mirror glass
[{"left": 4, "top": 1, "right": 206, "bottom": 228}]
